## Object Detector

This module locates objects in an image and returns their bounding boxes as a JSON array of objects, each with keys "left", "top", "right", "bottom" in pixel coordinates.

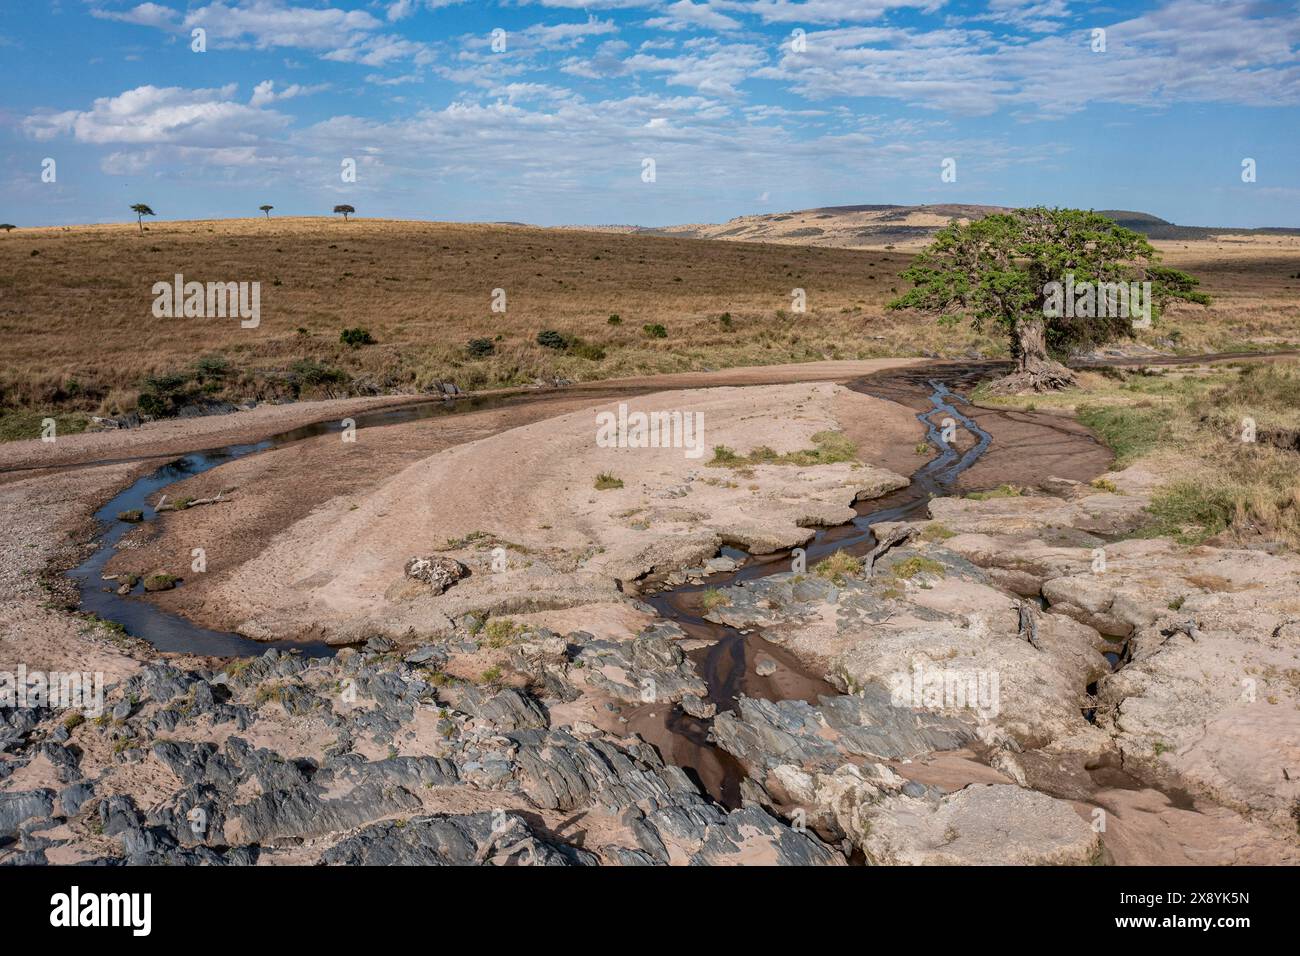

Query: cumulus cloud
[
  {"left": 23, "top": 83, "right": 290, "bottom": 146},
  {"left": 248, "top": 79, "right": 329, "bottom": 106},
  {"left": 645, "top": 1, "right": 744, "bottom": 32},
  {"left": 90, "top": 2, "right": 180, "bottom": 28}
]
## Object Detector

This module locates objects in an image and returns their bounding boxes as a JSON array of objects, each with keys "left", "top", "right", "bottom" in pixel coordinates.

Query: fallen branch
[{"left": 156, "top": 493, "right": 229, "bottom": 512}]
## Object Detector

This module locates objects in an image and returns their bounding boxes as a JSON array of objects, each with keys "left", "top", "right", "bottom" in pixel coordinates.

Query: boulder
[{"left": 403, "top": 556, "right": 469, "bottom": 594}]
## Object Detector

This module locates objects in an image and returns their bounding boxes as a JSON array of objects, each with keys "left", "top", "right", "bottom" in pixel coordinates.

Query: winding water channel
[{"left": 64, "top": 365, "right": 998, "bottom": 803}]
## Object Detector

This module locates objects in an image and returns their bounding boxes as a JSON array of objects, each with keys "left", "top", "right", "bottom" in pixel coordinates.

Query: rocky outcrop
[
  {"left": 0, "top": 637, "right": 835, "bottom": 866},
  {"left": 860, "top": 784, "right": 1103, "bottom": 865}
]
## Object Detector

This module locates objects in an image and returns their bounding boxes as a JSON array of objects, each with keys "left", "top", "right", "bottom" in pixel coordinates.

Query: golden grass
[
  {"left": 0, "top": 217, "right": 991, "bottom": 421},
  {"left": 982, "top": 360, "right": 1300, "bottom": 549},
  {"left": 1, "top": 218, "right": 1297, "bottom": 437}
]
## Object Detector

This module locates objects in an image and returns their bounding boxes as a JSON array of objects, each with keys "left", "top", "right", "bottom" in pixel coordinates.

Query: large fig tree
[{"left": 889, "top": 207, "right": 1209, "bottom": 392}]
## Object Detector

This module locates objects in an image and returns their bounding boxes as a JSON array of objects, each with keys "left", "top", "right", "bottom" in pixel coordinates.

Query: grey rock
[
  {"left": 0, "top": 790, "right": 55, "bottom": 839},
  {"left": 403, "top": 556, "right": 470, "bottom": 594},
  {"left": 321, "top": 812, "right": 592, "bottom": 866},
  {"left": 443, "top": 686, "right": 549, "bottom": 731}
]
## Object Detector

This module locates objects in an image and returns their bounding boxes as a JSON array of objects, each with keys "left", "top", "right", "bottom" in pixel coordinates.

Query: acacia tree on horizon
[
  {"left": 888, "top": 207, "right": 1210, "bottom": 392},
  {"left": 260, "top": 204, "right": 274, "bottom": 219},
  {"left": 130, "top": 203, "right": 155, "bottom": 235},
  {"left": 333, "top": 204, "right": 355, "bottom": 221},
  {"left": 0, "top": 224, "right": 15, "bottom": 233}
]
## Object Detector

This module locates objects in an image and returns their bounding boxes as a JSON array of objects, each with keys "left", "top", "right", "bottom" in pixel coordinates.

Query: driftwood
[
  {"left": 156, "top": 492, "right": 228, "bottom": 512},
  {"left": 864, "top": 526, "right": 917, "bottom": 578}
]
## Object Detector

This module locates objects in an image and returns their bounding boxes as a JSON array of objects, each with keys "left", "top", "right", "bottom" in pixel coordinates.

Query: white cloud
[
  {"left": 90, "top": 2, "right": 180, "bottom": 28},
  {"left": 183, "top": 0, "right": 383, "bottom": 49},
  {"left": 977, "top": 0, "right": 1071, "bottom": 33},
  {"left": 23, "top": 83, "right": 290, "bottom": 146},
  {"left": 745, "top": 0, "right": 942, "bottom": 25},
  {"left": 758, "top": 1, "right": 1300, "bottom": 115},
  {"left": 248, "top": 79, "right": 329, "bottom": 106},
  {"left": 518, "top": 16, "right": 620, "bottom": 48},
  {"left": 386, "top": 0, "right": 469, "bottom": 21},
  {"left": 645, "top": 1, "right": 744, "bottom": 32},
  {"left": 569, "top": 39, "right": 769, "bottom": 94}
]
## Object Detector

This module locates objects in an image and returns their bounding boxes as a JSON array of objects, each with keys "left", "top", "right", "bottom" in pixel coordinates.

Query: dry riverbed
[{"left": 2, "top": 359, "right": 1297, "bottom": 866}]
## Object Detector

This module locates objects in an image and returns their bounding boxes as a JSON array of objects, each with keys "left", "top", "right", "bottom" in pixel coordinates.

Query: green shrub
[
  {"left": 643, "top": 323, "right": 668, "bottom": 339},
  {"left": 193, "top": 354, "right": 230, "bottom": 378},
  {"left": 290, "top": 359, "right": 348, "bottom": 387},
  {"left": 466, "top": 338, "right": 495, "bottom": 358},
  {"left": 594, "top": 472, "right": 624, "bottom": 490},
  {"left": 339, "top": 327, "right": 375, "bottom": 347},
  {"left": 536, "top": 330, "right": 568, "bottom": 350}
]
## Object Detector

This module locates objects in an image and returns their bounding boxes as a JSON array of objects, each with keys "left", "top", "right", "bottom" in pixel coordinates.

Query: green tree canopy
[
  {"left": 130, "top": 203, "right": 155, "bottom": 235},
  {"left": 889, "top": 207, "right": 1209, "bottom": 391}
]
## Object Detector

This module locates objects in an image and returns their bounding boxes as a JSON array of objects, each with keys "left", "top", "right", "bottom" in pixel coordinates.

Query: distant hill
[{"left": 584, "top": 204, "right": 1300, "bottom": 249}]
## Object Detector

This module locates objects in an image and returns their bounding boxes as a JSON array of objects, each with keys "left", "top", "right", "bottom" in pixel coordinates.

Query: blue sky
[{"left": 2, "top": 0, "right": 1298, "bottom": 228}]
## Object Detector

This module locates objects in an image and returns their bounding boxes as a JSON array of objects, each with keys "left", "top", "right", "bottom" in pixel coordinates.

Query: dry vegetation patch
[
  {"left": 979, "top": 359, "right": 1300, "bottom": 549},
  {"left": 0, "top": 217, "right": 991, "bottom": 436}
]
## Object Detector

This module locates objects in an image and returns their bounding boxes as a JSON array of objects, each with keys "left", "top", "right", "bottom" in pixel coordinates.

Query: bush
[
  {"left": 136, "top": 392, "right": 168, "bottom": 418},
  {"left": 193, "top": 354, "right": 230, "bottom": 378},
  {"left": 137, "top": 371, "right": 195, "bottom": 418},
  {"left": 643, "top": 323, "right": 668, "bottom": 339},
  {"left": 466, "top": 338, "right": 495, "bottom": 358},
  {"left": 340, "top": 327, "right": 375, "bottom": 347},
  {"left": 536, "top": 329, "right": 568, "bottom": 350},
  {"left": 290, "top": 359, "right": 348, "bottom": 388},
  {"left": 594, "top": 472, "right": 624, "bottom": 490},
  {"left": 607, "top": 314, "right": 622, "bottom": 325}
]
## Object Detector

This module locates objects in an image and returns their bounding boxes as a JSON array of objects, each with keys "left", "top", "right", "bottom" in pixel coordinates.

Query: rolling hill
[{"left": 593, "top": 205, "right": 1300, "bottom": 249}]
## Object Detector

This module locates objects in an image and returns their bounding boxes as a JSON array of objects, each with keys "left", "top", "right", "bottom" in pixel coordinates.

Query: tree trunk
[{"left": 988, "top": 316, "right": 1077, "bottom": 393}]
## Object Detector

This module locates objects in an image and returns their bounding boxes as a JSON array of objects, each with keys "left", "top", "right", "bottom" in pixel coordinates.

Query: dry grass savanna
[
  {"left": 974, "top": 358, "right": 1300, "bottom": 550},
  {"left": 0, "top": 216, "right": 969, "bottom": 438},
  {"left": 3, "top": 215, "right": 1299, "bottom": 440}
]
